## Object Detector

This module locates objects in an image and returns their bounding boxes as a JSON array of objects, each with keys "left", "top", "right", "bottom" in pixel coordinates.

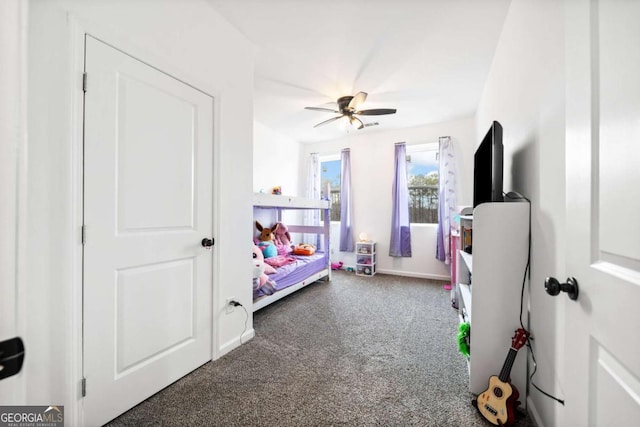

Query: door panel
[
  {"left": 116, "top": 73, "right": 196, "bottom": 232},
  {"left": 116, "top": 259, "right": 195, "bottom": 374},
  {"left": 564, "top": 0, "right": 640, "bottom": 425},
  {"left": 597, "top": 0, "right": 640, "bottom": 263},
  {"left": 589, "top": 341, "right": 640, "bottom": 426},
  {"left": 83, "top": 36, "right": 213, "bottom": 426}
]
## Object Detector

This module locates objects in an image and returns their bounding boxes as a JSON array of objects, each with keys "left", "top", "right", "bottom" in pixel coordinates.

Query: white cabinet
[
  {"left": 455, "top": 201, "right": 530, "bottom": 397},
  {"left": 355, "top": 241, "right": 377, "bottom": 276}
]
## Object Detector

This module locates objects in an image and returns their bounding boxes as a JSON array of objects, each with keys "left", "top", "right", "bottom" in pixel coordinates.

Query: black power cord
[
  {"left": 505, "top": 192, "right": 565, "bottom": 406},
  {"left": 230, "top": 300, "right": 249, "bottom": 344}
]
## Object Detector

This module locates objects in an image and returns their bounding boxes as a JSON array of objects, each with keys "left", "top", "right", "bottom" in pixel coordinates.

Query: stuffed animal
[
  {"left": 253, "top": 245, "right": 276, "bottom": 298},
  {"left": 457, "top": 322, "right": 471, "bottom": 357},
  {"left": 257, "top": 241, "right": 277, "bottom": 259},
  {"left": 272, "top": 221, "right": 293, "bottom": 254},
  {"left": 331, "top": 261, "right": 344, "bottom": 270},
  {"left": 255, "top": 220, "right": 278, "bottom": 258},
  {"left": 272, "top": 221, "right": 291, "bottom": 246}
]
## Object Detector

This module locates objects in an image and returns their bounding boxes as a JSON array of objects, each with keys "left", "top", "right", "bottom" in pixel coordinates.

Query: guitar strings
[
  {"left": 513, "top": 193, "right": 565, "bottom": 406},
  {"left": 499, "top": 349, "right": 517, "bottom": 382}
]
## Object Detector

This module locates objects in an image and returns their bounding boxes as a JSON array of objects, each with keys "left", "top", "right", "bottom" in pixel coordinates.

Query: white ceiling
[{"left": 207, "top": 0, "right": 511, "bottom": 143}]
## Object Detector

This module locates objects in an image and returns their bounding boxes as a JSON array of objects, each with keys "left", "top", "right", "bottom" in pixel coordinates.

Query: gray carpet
[{"left": 107, "top": 271, "right": 534, "bottom": 426}]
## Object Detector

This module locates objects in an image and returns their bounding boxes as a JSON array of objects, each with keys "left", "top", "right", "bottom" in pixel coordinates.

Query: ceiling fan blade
[
  {"left": 313, "top": 115, "right": 343, "bottom": 128},
  {"left": 304, "top": 106, "right": 340, "bottom": 113},
  {"left": 355, "top": 108, "right": 397, "bottom": 116},
  {"left": 350, "top": 116, "right": 364, "bottom": 130},
  {"left": 348, "top": 91, "right": 368, "bottom": 110}
]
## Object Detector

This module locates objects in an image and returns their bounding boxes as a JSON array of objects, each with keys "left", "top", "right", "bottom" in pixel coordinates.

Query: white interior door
[
  {"left": 0, "top": 0, "right": 26, "bottom": 402},
  {"left": 563, "top": 0, "right": 640, "bottom": 425},
  {"left": 83, "top": 36, "right": 214, "bottom": 426}
]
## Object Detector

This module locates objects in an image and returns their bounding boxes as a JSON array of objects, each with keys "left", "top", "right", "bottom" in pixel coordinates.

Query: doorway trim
[{"left": 66, "top": 15, "right": 220, "bottom": 426}]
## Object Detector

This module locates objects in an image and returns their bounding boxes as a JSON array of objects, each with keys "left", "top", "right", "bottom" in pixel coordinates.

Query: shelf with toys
[
  {"left": 454, "top": 201, "right": 530, "bottom": 396},
  {"left": 355, "top": 241, "right": 377, "bottom": 277}
]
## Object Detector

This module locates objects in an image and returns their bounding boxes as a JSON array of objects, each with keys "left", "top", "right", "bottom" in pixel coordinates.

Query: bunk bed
[{"left": 253, "top": 192, "right": 331, "bottom": 311}]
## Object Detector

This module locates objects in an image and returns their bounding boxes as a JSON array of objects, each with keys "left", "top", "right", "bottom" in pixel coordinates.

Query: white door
[
  {"left": 563, "top": 0, "right": 640, "bottom": 425},
  {"left": 83, "top": 36, "right": 214, "bottom": 426},
  {"left": 0, "top": 0, "right": 26, "bottom": 402}
]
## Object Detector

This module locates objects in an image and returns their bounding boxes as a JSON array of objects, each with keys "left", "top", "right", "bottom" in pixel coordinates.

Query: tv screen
[{"left": 473, "top": 121, "right": 504, "bottom": 207}]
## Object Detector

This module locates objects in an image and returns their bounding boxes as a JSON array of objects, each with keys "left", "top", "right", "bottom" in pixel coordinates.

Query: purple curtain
[
  {"left": 390, "top": 143, "right": 412, "bottom": 257},
  {"left": 436, "top": 137, "right": 457, "bottom": 263},
  {"left": 304, "top": 153, "right": 321, "bottom": 249},
  {"left": 339, "top": 149, "right": 354, "bottom": 252}
]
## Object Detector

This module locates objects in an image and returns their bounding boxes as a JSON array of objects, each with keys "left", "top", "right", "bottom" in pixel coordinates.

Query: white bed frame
[{"left": 252, "top": 193, "right": 331, "bottom": 311}]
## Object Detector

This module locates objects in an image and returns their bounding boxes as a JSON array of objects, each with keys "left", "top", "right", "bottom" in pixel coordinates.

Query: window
[
  {"left": 320, "top": 157, "right": 341, "bottom": 221},
  {"left": 406, "top": 144, "right": 439, "bottom": 224}
]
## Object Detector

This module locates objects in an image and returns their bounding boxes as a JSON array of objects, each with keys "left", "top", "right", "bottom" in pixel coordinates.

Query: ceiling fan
[{"left": 304, "top": 91, "right": 397, "bottom": 130}]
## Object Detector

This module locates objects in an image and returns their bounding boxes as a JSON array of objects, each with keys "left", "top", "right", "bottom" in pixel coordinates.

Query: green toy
[{"left": 457, "top": 322, "right": 471, "bottom": 357}]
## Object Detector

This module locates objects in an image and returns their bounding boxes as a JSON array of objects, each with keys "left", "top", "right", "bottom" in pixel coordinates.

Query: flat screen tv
[{"left": 473, "top": 121, "right": 504, "bottom": 208}]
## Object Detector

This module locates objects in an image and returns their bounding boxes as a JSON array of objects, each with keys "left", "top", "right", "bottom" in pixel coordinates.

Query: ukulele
[{"left": 476, "top": 328, "right": 530, "bottom": 426}]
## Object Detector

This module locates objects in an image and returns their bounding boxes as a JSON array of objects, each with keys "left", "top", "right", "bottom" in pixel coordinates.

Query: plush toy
[
  {"left": 271, "top": 221, "right": 293, "bottom": 255},
  {"left": 255, "top": 221, "right": 278, "bottom": 258},
  {"left": 257, "top": 241, "right": 277, "bottom": 259},
  {"left": 253, "top": 245, "right": 276, "bottom": 298},
  {"left": 331, "top": 261, "right": 344, "bottom": 270},
  {"left": 272, "top": 222, "right": 292, "bottom": 246},
  {"left": 457, "top": 322, "right": 471, "bottom": 357}
]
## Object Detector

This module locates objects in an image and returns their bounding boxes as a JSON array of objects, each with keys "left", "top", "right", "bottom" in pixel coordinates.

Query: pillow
[{"left": 293, "top": 244, "right": 315, "bottom": 256}]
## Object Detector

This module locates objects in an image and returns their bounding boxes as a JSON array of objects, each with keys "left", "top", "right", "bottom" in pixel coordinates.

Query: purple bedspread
[{"left": 256, "top": 252, "right": 327, "bottom": 298}]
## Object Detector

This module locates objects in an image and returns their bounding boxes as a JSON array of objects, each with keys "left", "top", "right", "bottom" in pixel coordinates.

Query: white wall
[
  {"left": 253, "top": 121, "right": 304, "bottom": 231},
  {"left": 26, "top": 0, "right": 253, "bottom": 421},
  {"left": 253, "top": 121, "right": 301, "bottom": 196},
  {"left": 302, "top": 116, "right": 476, "bottom": 279},
  {"left": 476, "top": 0, "right": 566, "bottom": 425}
]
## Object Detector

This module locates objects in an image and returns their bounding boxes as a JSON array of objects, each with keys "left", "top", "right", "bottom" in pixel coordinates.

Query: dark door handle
[
  {"left": 201, "top": 238, "right": 214, "bottom": 248},
  {"left": 545, "top": 277, "right": 579, "bottom": 301},
  {"left": 0, "top": 337, "right": 25, "bottom": 381}
]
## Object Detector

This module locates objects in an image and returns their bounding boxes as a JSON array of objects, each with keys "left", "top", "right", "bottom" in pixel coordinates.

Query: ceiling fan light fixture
[
  {"left": 350, "top": 116, "right": 364, "bottom": 130},
  {"left": 339, "top": 115, "right": 351, "bottom": 131},
  {"left": 305, "top": 91, "right": 396, "bottom": 130}
]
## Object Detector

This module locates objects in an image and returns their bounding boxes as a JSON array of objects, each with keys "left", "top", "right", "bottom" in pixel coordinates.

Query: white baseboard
[
  {"left": 527, "top": 396, "right": 544, "bottom": 427},
  {"left": 218, "top": 328, "right": 255, "bottom": 358},
  {"left": 375, "top": 268, "right": 450, "bottom": 281},
  {"left": 241, "top": 328, "right": 255, "bottom": 343}
]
